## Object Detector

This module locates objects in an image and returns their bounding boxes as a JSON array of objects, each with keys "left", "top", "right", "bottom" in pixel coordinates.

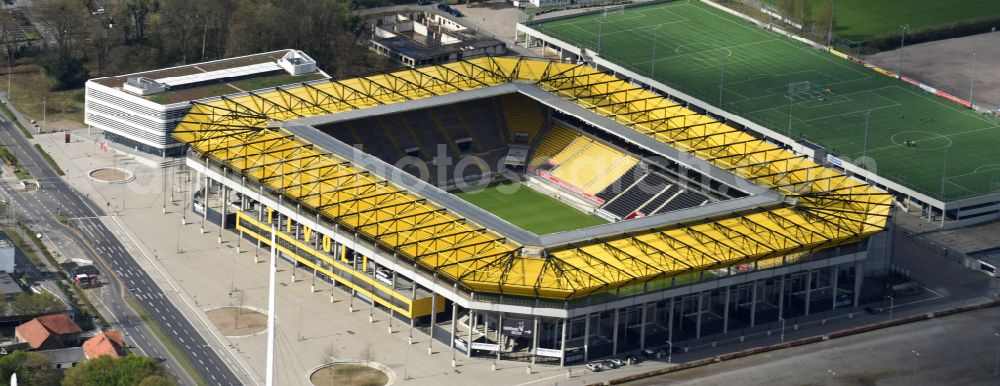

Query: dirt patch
[
  {"left": 88, "top": 168, "right": 132, "bottom": 183},
  {"left": 866, "top": 31, "right": 1000, "bottom": 110},
  {"left": 310, "top": 364, "right": 388, "bottom": 386},
  {"left": 206, "top": 306, "right": 267, "bottom": 337}
]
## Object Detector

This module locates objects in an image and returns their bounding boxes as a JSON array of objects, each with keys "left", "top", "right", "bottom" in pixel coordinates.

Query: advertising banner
[
  {"left": 935, "top": 90, "right": 972, "bottom": 107},
  {"left": 471, "top": 342, "right": 499, "bottom": 351},
  {"left": 900, "top": 76, "right": 919, "bottom": 86},
  {"left": 535, "top": 348, "right": 563, "bottom": 358},
  {"left": 828, "top": 48, "right": 850, "bottom": 60}
]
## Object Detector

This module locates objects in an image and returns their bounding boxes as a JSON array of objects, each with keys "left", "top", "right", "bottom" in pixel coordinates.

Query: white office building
[{"left": 84, "top": 50, "right": 327, "bottom": 159}]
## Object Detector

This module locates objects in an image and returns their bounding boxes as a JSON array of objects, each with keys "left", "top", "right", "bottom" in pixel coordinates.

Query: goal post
[{"left": 602, "top": 4, "right": 626, "bottom": 17}]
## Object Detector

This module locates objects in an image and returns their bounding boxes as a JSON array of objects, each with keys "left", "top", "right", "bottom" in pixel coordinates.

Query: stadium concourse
[{"left": 172, "top": 56, "right": 891, "bottom": 365}]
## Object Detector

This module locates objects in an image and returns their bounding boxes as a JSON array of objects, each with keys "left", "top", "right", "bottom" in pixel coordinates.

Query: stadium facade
[
  {"left": 515, "top": 1, "right": 1000, "bottom": 229},
  {"left": 170, "top": 55, "right": 892, "bottom": 365},
  {"left": 84, "top": 50, "right": 326, "bottom": 160}
]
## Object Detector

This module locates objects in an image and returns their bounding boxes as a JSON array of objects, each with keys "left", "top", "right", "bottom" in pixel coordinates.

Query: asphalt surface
[{"left": 0, "top": 107, "right": 243, "bottom": 384}]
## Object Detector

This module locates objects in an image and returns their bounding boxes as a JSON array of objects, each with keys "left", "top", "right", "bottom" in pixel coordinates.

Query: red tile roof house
[
  {"left": 82, "top": 331, "right": 124, "bottom": 359},
  {"left": 13, "top": 313, "right": 83, "bottom": 350}
]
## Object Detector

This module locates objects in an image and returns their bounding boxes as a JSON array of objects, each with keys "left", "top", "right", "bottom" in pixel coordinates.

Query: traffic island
[
  {"left": 87, "top": 167, "right": 134, "bottom": 183},
  {"left": 206, "top": 306, "right": 267, "bottom": 337},
  {"left": 309, "top": 361, "right": 391, "bottom": 386}
]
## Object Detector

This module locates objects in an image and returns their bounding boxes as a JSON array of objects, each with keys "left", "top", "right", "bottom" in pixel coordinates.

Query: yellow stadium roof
[{"left": 174, "top": 57, "right": 892, "bottom": 300}]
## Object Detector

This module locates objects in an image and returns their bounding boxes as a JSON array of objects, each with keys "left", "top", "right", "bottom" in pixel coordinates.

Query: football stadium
[
  {"left": 518, "top": 0, "right": 1000, "bottom": 227},
  {"left": 172, "top": 55, "right": 892, "bottom": 365}
]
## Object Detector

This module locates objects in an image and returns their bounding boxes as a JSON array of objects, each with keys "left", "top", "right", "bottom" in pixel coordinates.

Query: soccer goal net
[{"left": 602, "top": 4, "right": 626, "bottom": 17}]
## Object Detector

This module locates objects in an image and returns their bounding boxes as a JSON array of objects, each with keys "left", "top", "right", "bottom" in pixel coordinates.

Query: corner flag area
[{"left": 531, "top": 0, "right": 1000, "bottom": 201}]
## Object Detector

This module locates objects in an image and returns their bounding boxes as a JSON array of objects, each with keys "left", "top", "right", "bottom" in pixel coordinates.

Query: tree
[
  {"left": 816, "top": 0, "right": 836, "bottom": 41},
  {"left": 778, "top": 0, "right": 794, "bottom": 20},
  {"left": 11, "top": 292, "right": 64, "bottom": 316},
  {"left": 320, "top": 343, "right": 337, "bottom": 365},
  {"left": 793, "top": 0, "right": 812, "bottom": 25},
  {"left": 62, "top": 356, "right": 175, "bottom": 386},
  {"left": 359, "top": 341, "right": 375, "bottom": 366},
  {"left": 31, "top": 0, "right": 89, "bottom": 56},
  {"left": 136, "top": 375, "right": 176, "bottom": 386},
  {"left": 0, "top": 351, "right": 62, "bottom": 386}
]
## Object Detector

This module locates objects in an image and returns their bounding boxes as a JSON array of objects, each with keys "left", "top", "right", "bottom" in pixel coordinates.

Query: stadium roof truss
[{"left": 173, "top": 57, "right": 892, "bottom": 300}]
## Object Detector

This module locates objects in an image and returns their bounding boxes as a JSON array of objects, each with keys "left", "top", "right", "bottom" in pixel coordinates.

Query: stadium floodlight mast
[
  {"left": 898, "top": 24, "right": 910, "bottom": 76},
  {"left": 969, "top": 51, "right": 977, "bottom": 108},
  {"left": 650, "top": 25, "right": 662, "bottom": 77},
  {"left": 861, "top": 110, "right": 871, "bottom": 168},
  {"left": 826, "top": 0, "right": 835, "bottom": 47},
  {"left": 719, "top": 54, "right": 727, "bottom": 107}
]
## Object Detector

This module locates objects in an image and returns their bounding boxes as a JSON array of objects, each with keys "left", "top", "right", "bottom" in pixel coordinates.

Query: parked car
[
  {"left": 607, "top": 358, "right": 625, "bottom": 368},
  {"left": 891, "top": 281, "right": 925, "bottom": 297},
  {"left": 585, "top": 362, "right": 603, "bottom": 372},
  {"left": 641, "top": 349, "right": 657, "bottom": 359},
  {"left": 624, "top": 354, "right": 640, "bottom": 364},
  {"left": 416, "top": 0, "right": 431, "bottom": 4}
]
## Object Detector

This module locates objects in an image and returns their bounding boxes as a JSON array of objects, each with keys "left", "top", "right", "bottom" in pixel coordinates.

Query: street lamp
[
  {"left": 404, "top": 335, "right": 412, "bottom": 380},
  {"left": 41, "top": 96, "right": 46, "bottom": 134},
  {"left": 886, "top": 295, "right": 894, "bottom": 320},
  {"left": 296, "top": 298, "right": 304, "bottom": 341},
  {"left": 779, "top": 317, "right": 786, "bottom": 342},
  {"left": 993, "top": 328, "right": 999, "bottom": 376},
  {"left": 910, "top": 350, "right": 920, "bottom": 384},
  {"left": 665, "top": 340, "right": 672, "bottom": 363}
]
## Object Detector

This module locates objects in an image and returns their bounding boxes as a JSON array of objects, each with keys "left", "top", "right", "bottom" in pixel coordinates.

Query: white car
[
  {"left": 607, "top": 358, "right": 625, "bottom": 367},
  {"left": 586, "top": 362, "right": 603, "bottom": 372}
]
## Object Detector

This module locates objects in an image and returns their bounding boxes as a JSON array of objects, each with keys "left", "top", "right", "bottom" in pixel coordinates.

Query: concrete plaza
[{"left": 34, "top": 127, "right": 668, "bottom": 385}]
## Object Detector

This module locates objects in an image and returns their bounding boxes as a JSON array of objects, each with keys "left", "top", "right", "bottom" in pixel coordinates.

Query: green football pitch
[
  {"left": 532, "top": 0, "right": 1000, "bottom": 201},
  {"left": 453, "top": 181, "right": 607, "bottom": 235},
  {"left": 762, "top": 0, "right": 1000, "bottom": 41}
]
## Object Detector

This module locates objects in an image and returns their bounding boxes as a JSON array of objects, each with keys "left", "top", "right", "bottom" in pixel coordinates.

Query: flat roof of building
[{"left": 89, "top": 49, "right": 329, "bottom": 105}]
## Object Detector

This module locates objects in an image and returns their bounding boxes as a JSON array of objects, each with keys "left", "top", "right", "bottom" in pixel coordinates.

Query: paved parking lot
[{"left": 624, "top": 306, "right": 1000, "bottom": 386}]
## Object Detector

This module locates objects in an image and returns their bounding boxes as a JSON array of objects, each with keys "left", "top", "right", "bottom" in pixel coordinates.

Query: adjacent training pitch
[
  {"left": 763, "top": 0, "right": 1000, "bottom": 41},
  {"left": 532, "top": 0, "right": 1000, "bottom": 201},
  {"left": 454, "top": 181, "right": 606, "bottom": 235}
]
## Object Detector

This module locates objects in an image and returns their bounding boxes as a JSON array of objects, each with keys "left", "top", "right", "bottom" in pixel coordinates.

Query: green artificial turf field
[
  {"left": 532, "top": 0, "right": 1000, "bottom": 201},
  {"left": 453, "top": 181, "right": 607, "bottom": 235},
  {"left": 762, "top": 0, "right": 1000, "bottom": 41}
]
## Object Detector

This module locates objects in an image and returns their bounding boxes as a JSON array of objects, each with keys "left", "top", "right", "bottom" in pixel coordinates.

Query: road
[{"left": 0, "top": 105, "right": 244, "bottom": 385}]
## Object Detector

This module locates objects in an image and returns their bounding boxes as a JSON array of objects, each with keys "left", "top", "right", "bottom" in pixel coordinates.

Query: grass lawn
[
  {"left": 762, "top": 0, "right": 1000, "bottom": 41},
  {"left": 532, "top": 0, "right": 1000, "bottom": 201},
  {"left": 453, "top": 181, "right": 606, "bottom": 235},
  {"left": 6, "top": 63, "right": 84, "bottom": 124}
]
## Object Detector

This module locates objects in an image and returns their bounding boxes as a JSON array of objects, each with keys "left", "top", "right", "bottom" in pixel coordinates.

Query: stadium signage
[
  {"left": 535, "top": 348, "right": 563, "bottom": 358},
  {"left": 454, "top": 338, "right": 468, "bottom": 353},
  {"left": 501, "top": 318, "right": 533, "bottom": 337},
  {"left": 826, "top": 154, "right": 844, "bottom": 167},
  {"left": 471, "top": 342, "right": 500, "bottom": 351}
]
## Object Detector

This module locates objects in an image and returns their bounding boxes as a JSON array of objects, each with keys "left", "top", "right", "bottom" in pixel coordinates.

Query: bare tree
[
  {"left": 31, "top": 0, "right": 88, "bottom": 56},
  {"left": 320, "top": 344, "right": 337, "bottom": 365},
  {"left": 359, "top": 341, "right": 375, "bottom": 366}
]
